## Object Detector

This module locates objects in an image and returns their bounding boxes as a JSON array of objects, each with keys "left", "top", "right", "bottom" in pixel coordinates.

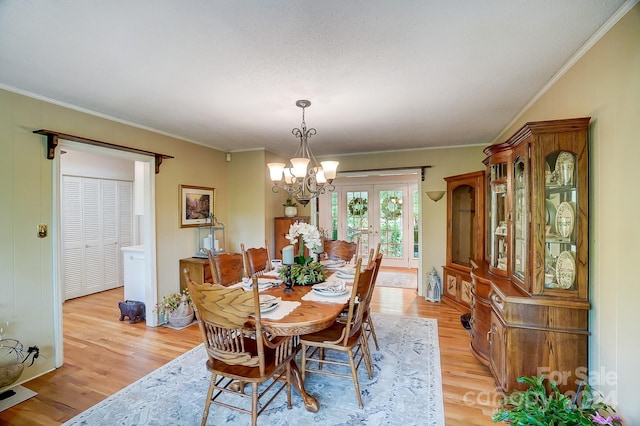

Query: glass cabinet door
[
  {"left": 544, "top": 151, "right": 578, "bottom": 290},
  {"left": 451, "top": 184, "right": 475, "bottom": 267},
  {"left": 488, "top": 163, "right": 508, "bottom": 274},
  {"left": 512, "top": 154, "right": 529, "bottom": 283}
]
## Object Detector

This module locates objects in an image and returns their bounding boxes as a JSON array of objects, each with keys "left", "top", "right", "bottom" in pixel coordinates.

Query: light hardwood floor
[{"left": 1, "top": 284, "right": 499, "bottom": 425}]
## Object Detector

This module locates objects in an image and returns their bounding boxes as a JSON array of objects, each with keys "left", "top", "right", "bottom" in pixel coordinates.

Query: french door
[{"left": 320, "top": 181, "right": 419, "bottom": 268}]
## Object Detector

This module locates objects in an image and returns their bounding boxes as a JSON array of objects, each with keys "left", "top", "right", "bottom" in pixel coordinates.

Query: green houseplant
[{"left": 492, "top": 375, "right": 623, "bottom": 426}]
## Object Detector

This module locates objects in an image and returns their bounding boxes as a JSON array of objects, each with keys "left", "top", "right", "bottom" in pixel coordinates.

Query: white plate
[
  {"left": 555, "top": 251, "right": 576, "bottom": 290},
  {"left": 555, "top": 201, "right": 575, "bottom": 238},
  {"left": 312, "top": 288, "right": 349, "bottom": 297}
]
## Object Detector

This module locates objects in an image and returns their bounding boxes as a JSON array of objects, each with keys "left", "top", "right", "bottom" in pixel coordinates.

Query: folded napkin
[
  {"left": 312, "top": 281, "right": 347, "bottom": 293},
  {"left": 240, "top": 278, "right": 282, "bottom": 291},
  {"left": 259, "top": 295, "right": 280, "bottom": 309},
  {"left": 320, "top": 259, "right": 347, "bottom": 268}
]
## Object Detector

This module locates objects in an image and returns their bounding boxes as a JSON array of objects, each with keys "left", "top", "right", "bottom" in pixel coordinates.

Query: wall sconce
[{"left": 426, "top": 191, "right": 445, "bottom": 202}]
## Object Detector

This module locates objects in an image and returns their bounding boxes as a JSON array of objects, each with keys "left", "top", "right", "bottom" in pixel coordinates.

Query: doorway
[
  {"left": 318, "top": 173, "right": 420, "bottom": 269},
  {"left": 52, "top": 140, "right": 158, "bottom": 367}
]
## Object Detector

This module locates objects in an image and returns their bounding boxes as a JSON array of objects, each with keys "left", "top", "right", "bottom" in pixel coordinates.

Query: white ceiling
[{"left": 0, "top": 1, "right": 629, "bottom": 158}]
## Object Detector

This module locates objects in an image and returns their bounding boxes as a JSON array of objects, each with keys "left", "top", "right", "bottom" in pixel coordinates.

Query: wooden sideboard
[{"left": 179, "top": 257, "right": 213, "bottom": 291}]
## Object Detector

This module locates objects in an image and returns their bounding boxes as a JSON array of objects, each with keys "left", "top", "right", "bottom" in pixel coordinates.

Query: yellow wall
[
  {"left": 0, "top": 88, "right": 226, "bottom": 385},
  {"left": 495, "top": 4, "right": 640, "bottom": 421},
  {"left": 227, "top": 150, "right": 268, "bottom": 252}
]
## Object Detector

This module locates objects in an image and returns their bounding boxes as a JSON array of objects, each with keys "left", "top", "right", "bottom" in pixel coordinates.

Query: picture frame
[{"left": 179, "top": 185, "right": 215, "bottom": 228}]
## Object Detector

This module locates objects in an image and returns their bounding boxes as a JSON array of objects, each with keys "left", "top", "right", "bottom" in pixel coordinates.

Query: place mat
[
  {"left": 302, "top": 289, "right": 351, "bottom": 304},
  {"left": 259, "top": 300, "right": 300, "bottom": 320}
]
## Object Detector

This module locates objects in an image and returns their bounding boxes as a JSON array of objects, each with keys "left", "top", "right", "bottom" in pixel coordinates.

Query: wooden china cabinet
[
  {"left": 442, "top": 171, "right": 485, "bottom": 311},
  {"left": 470, "top": 117, "right": 590, "bottom": 393}
]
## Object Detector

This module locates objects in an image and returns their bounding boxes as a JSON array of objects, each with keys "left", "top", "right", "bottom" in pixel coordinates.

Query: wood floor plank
[{"left": 1, "top": 284, "right": 498, "bottom": 425}]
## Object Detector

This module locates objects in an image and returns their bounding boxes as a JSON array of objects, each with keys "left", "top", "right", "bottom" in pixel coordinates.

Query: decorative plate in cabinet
[
  {"left": 555, "top": 201, "right": 575, "bottom": 239},
  {"left": 555, "top": 251, "right": 576, "bottom": 289}
]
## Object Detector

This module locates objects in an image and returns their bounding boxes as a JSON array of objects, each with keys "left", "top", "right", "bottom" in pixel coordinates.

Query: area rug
[
  {"left": 376, "top": 269, "right": 418, "bottom": 289},
  {"left": 63, "top": 314, "right": 444, "bottom": 426}
]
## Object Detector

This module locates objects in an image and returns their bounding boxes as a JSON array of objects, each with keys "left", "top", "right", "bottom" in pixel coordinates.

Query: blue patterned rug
[{"left": 64, "top": 314, "right": 444, "bottom": 426}]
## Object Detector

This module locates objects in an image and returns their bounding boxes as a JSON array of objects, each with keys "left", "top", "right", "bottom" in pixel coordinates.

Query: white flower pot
[{"left": 284, "top": 206, "right": 297, "bottom": 217}]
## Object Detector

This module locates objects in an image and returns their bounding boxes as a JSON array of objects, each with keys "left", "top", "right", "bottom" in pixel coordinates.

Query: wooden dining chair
[
  {"left": 322, "top": 237, "right": 359, "bottom": 264},
  {"left": 363, "top": 252, "right": 383, "bottom": 351},
  {"left": 241, "top": 241, "right": 272, "bottom": 277},
  {"left": 207, "top": 250, "right": 245, "bottom": 286},
  {"left": 299, "top": 257, "right": 378, "bottom": 408},
  {"left": 185, "top": 270, "right": 297, "bottom": 426}
]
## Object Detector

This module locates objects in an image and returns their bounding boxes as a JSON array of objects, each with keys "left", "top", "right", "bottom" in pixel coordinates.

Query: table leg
[{"left": 288, "top": 359, "right": 319, "bottom": 412}]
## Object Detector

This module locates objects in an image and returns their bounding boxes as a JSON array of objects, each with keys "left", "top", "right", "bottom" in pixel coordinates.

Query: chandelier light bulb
[{"left": 267, "top": 162, "right": 285, "bottom": 182}]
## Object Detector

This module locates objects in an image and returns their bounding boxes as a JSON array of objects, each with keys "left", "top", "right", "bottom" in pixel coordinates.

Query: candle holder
[{"left": 284, "top": 264, "right": 294, "bottom": 293}]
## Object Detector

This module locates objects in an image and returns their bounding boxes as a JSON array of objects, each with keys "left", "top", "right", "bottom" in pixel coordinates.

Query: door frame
[{"left": 52, "top": 140, "right": 158, "bottom": 367}]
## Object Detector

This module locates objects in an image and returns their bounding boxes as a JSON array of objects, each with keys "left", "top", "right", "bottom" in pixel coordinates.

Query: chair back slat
[
  {"left": 341, "top": 257, "right": 377, "bottom": 344},
  {"left": 323, "top": 238, "right": 358, "bottom": 263},
  {"left": 241, "top": 241, "right": 272, "bottom": 277},
  {"left": 208, "top": 251, "right": 245, "bottom": 286}
]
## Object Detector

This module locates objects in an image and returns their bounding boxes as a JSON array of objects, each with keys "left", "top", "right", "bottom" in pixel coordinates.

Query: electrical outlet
[{"left": 37, "top": 223, "right": 47, "bottom": 238}]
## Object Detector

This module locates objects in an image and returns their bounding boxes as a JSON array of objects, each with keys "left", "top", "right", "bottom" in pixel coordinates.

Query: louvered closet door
[
  {"left": 102, "top": 180, "right": 119, "bottom": 290},
  {"left": 82, "top": 178, "right": 104, "bottom": 295},
  {"left": 62, "top": 176, "right": 133, "bottom": 300},
  {"left": 62, "top": 176, "right": 84, "bottom": 299}
]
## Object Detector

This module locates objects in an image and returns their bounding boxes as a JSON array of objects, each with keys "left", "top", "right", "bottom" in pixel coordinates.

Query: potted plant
[
  {"left": 155, "top": 290, "right": 194, "bottom": 327},
  {"left": 492, "top": 375, "right": 623, "bottom": 425},
  {"left": 283, "top": 199, "right": 298, "bottom": 217},
  {"left": 0, "top": 337, "right": 40, "bottom": 388}
]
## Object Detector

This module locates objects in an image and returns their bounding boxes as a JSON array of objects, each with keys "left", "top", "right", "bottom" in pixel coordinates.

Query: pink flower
[{"left": 592, "top": 412, "right": 613, "bottom": 425}]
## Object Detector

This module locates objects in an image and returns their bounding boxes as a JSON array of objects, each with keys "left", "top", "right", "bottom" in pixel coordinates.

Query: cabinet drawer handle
[{"left": 487, "top": 329, "right": 492, "bottom": 343}]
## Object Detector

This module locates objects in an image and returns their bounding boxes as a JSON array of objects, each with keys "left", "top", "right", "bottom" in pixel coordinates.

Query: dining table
[{"left": 241, "top": 272, "right": 353, "bottom": 413}]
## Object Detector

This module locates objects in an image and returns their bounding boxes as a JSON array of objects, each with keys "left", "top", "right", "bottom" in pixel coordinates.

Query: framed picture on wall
[{"left": 179, "top": 185, "right": 215, "bottom": 228}]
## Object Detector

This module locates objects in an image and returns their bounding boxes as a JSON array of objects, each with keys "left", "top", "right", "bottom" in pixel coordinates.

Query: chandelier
[{"left": 267, "top": 100, "right": 339, "bottom": 206}]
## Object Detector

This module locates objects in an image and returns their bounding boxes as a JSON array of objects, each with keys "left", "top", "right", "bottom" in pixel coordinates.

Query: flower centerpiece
[
  {"left": 155, "top": 290, "right": 194, "bottom": 327},
  {"left": 279, "top": 222, "right": 327, "bottom": 285}
]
